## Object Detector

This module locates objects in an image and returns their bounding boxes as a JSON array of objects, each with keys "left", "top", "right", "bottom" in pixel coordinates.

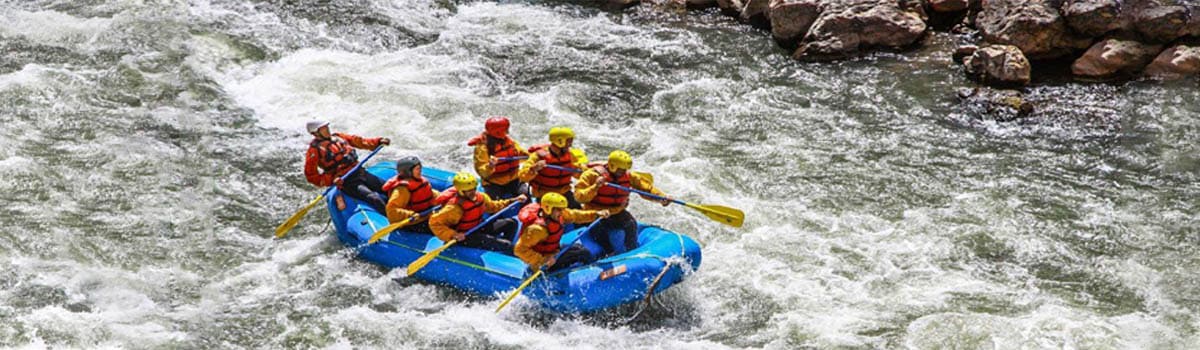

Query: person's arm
[
  {"left": 428, "top": 205, "right": 463, "bottom": 242},
  {"left": 482, "top": 193, "right": 518, "bottom": 213},
  {"left": 334, "top": 132, "right": 383, "bottom": 150},
  {"left": 573, "top": 169, "right": 602, "bottom": 204},
  {"left": 473, "top": 143, "right": 494, "bottom": 179},
  {"left": 513, "top": 225, "right": 551, "bottom": 268},
  {"left": 631, "top": 172, "right": 665, "bottom": 197},
  {"left": 517, "top": 151, "right": 543, "bottom": 183},
  {"left": 562, "top": 208, "right": 600, "bottom": 224},
  {"left": 385, "top": 187, "right": 416, "bottom": 223},
  {"left": 304, "top": 147, "right": 334, "bottom": 187}
]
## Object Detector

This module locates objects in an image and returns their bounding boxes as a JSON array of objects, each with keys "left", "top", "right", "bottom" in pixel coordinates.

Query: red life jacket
[
  {"left": 382, "top": 177, "right": 436, "bottom": 212},
  {"left": 527, "top": 144, "right": 577, "bottom": 190},
  {"left": 446, "top": 191, "right": 486, "bottom": 232},
  {"left": 310, "top": 137, "right": 359, "bottom": 175},
  {"left": 518, "top": 203, "right": 564, "bottom": 254},
  {"left": 591, "top": 165, "right": 632, "bottom": 207},
  {"left": 467, "top": 132, "right": 521, "bottom": 180}
]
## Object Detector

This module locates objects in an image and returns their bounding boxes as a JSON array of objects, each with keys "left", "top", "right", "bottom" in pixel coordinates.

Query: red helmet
[{"left": 485, "top": 116, "right": 509, "bottom": 138}]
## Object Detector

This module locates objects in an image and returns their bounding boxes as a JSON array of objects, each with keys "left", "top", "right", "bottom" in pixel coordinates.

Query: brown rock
[
  {"left": 1134, "top": 4, "right": 1189, "bottom": 43},
  {"left": 1071, "top": 39, "right": 1163, "bottom": 79},
  {"left": 976, "top": 0, "right": 1092, "bottom": 59},
  {"left": 793, "top": 0, "right": 927, "bottom": 61},
  {"left": 963, "top": 44, "right": 1032, "bottom": 86},
  {"left": 1061, "top": 0, "right": 1124, "bottom": 37},
  {"left": 1144, "top": 44, "right": 1200, "bottom": 80},
  {"left": 679, "top": 0, "right": 719, "bottom": 9},
  {"left": 741, "top": 0, "right": 773, "bottom": 28},
  {"left": 954, "top": 44, "right": 979, "bottom": 63},
  {"left": 768, "top": 0, "right": 821, "bottom": 46},
  {"left": 931, "top": 0, "right": 968, "bottom": 12}
]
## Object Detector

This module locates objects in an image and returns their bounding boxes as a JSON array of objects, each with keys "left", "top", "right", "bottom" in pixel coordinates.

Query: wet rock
[
  {"left": 976, "top": 0, "right": 1092, "bottom": 59},
  {"left": 768, "top": 0, "right": 821, "bottom": 46},
  {"left": 930, "top": 0, "right": 968, "bottom": 13},
  {"left": 963, "top": 45, "right": 1031, "bottom": 86},
  {"left": 957, "top": 87, "right": 1035, "bottom": 121},
  {"left": 954, "top": 44, "right": 978, "bottom": 63},
  {"left": 741, "top": 0, "right": 773, "bottom": 28},
  {"left": 679, "top": 0, "right": 719, "bottom": 9},
  {"left": 1071, "top": 38, "right": 1163, "bottom": 79},
  {"left": 718, "top": 0, "right": 747, "bottom": 16},
  {"left": 1134, "top": 3, "right": 1189, "bottom": 43},
  {"left": 793, "top": 0, "right": 927, "bottom": 61},
  {"left": 1144, "top": 44, "right": 1200, "bottom": 80},
  {"left": 1061, "top": 0, "right": 1124, "bottom": 37},
  {"left": 608, "top": 0, "right": 641, "bottom": 8}
]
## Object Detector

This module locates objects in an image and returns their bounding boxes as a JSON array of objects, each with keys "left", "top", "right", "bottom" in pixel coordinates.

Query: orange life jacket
[
  {"left": 310, "top": 137, "right": 358, "bottom": 175},
  {"left": 527, "top": 144, "right": 576, "bottom": 190},
  {"left": 445, "top": 190, "right": 485, "bottom": 232},
  {"left": 590, "top": 165, "right": 632, "bottom": 207},
  {"left": 467, "top": 132, "right": 521, "bottom": 180},
  {"left": 382, "top": 177, "right": 436, "bottom": 212},
  {"left": 518, "top": 203, "right": 563, "bottom": 254}
]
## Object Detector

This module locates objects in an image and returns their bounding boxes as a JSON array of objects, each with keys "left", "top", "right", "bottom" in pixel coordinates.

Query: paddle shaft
[
  {"left": 367, "top": 205, "right": 441, "bottom": 244},
  {"left": 461, "top": 201, "right": 522, "bottom": 238},
  {"left": 326, "top": 146, "right": 385, "bottom": 196}
]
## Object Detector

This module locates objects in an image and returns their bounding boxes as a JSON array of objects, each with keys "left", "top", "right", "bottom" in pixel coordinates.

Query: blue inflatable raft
[{"left": 327, "top": 161, "right": 703, "bottom": 313}]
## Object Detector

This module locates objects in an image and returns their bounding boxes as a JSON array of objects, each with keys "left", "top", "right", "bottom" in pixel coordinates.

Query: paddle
[
  {"left": 366, "top": 206, "right": 441, "bottom": 244},
  {"left": 543, "top": 164, "right": 743, "bottom": 228},
  {"left": 496, "top": 156, "right": 528, "bottom": 162},
  {"left": 275, "top": 146, "right": 385, "bottom": 238},
  {"left": 495, "top": 219, "right": 603, "bottom": 313},
  {"left": 404, "top": 201, "right": 523, "bottom": 276}
]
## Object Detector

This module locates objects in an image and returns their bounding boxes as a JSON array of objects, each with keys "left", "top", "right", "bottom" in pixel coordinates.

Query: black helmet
[{"left": 396, "top": 156, "right": 421, "bottom": 177}]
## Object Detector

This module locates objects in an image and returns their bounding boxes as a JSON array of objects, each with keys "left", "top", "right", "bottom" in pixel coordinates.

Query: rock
[
  {"left": 1134, "top": 4, "right": 1189, "bottom": 43},
  {"left": 976, "top": 0, "right": 1092, "bottom": 59},
  {"left": 1061, "top": 0, "right": 1124, "bottom": 37},
  {"left": 793, "top": 0, "right": 927, "bottom": 61},
  {"left": 931, "top": 0, "right": 968, "bottom": 12},
  {"left": 768, "top": 0, "right": 821, "bottom": 46},
  {"left": 718, "top": 0, "right": 747, "bottom": 17},
  {"left": 1071, "top": 38, "right": 1163, "bottom": 79},
  {"left": 1144, "top": 44, "right": 1200, "bottom": 80},
  {"left": 963, "top": 44, "right": 1031, "bottom": 86},
  {"left": 741, "top": 0, "right": 773, "bottom": 28},
  {"left": 954, "top": 44, "right": 978, "bottom": 63},
  {"left": 675, "top": 0, "right": 718, "bottom": 9},
  {"left": 957, "top": 87, "right": 1035, "bottom": 121}
]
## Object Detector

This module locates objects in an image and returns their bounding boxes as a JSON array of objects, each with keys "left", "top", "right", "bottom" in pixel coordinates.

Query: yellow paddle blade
[
  {"left": 367, "top": 221, "right": 406, "bottom": 244},
  {"left": 685, "top": 203, "right": 744, "bottom": 228},
  {"left": 275, "top": 194, "right": 325, "bottom": 238},
  {"left": 405, "top": 240, "right": 457, "bottom": 276},
  {"left": 496, "top": 269, "right": 543, "bottom": 313}
]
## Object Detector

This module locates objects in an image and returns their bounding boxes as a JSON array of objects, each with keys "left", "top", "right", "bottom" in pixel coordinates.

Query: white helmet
[{"left": 306, "top": 120, "right": 329, "bottom": 134}]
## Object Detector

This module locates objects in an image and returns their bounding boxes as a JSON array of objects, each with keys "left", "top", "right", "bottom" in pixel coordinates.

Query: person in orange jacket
[
  {"left": 382, "top": 156, "right": 440, "bottom": 234},
  {"left": 517, "top": 126, "right": 587, "bottom": 209},
  {"left": 467, "top": 116, "right": 530, "bottom": 199},
  {"left": 514, "top": 193, "right": 609, "bottom": 271},
  {"left": 429, "top": 172, "right": 528, "bottom": 252},
  {"left": 304, "top": 120, "right": 390, "bottom": 212},
  {"left": 574, "top": 150, "right": 670, "bottom": 256}
]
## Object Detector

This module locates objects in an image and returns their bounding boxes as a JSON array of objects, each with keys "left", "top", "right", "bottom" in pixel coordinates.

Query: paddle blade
[
  {"left": 496, "top": 270, "right": 543, "bottom": 313},
  {"left": 686, "top": 203, "right": 744, "bottom": 228},
  {"left": 275, "top": 194, "right": 325, "bottom": 238},
  {"left": 405, "top": 240, "right": 457, "bottom": 276},
  {"left": 367, "top": 221, "right": 405, "bottom": 244}
]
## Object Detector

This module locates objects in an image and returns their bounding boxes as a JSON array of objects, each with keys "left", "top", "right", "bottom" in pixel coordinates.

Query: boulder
[
  {"left": 677, "top": 0, "right": 719, "bottom": 9},
  {"left": 1071, "top": 38, "right": 1163, "bottom": 79},
  {"left": 718, "top": 0, "right": 747, "bottom": 17},
  {"left": 963, "top": 44, "right": 1032, "bottom": 86},
  {"left": 768, "top": 0, "right": 821, "bottom": 46},
  {"left": 1134, "top": 4, "right": 1189, "bottom": 43},
  {"left": 1144, "top": 44, "right": 1200, "bottom": 80},
  {"left": 793, "top": 0, "right": 927, "bottom": 61},
  {"left": 1060, "top": 0, "right": 1124, "bottom": 37},
  {"left": 741, "top": 0, "right": 773, "bottom": 28},
  {"left": 976, "top": 0, "right": 1092, "bottom": 59}
]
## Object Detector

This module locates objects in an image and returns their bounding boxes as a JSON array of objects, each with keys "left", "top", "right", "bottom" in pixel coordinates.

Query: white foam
[{"left": 0, "top": 10, "right": 113, "bottom": 49}]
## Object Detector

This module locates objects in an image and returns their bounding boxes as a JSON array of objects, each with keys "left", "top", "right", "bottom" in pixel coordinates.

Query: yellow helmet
[
  {"left": 540, "top": 192, "right": 568, "bottom": 214},
  {"left": 607, "top": 150, "right": 632, "bottom": 171},
  {"left": 548, "top": 127, "right": 574, "bottom": 148},
  {"left": 452, "top": 172, "right": 478, "bottom": 191}
]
